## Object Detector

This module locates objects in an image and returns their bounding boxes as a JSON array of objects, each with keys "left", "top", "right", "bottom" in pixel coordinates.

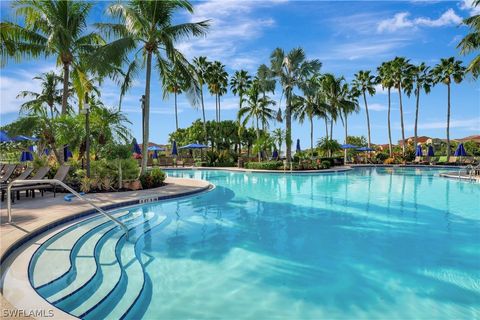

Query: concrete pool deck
[{"left": 0, "top": 176, "right": 211, "bottom": 319}]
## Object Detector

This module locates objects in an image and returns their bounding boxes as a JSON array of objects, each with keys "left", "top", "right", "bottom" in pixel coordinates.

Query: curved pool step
[
  {"left": 58, "top": 211, "right": 157, "bottom": 315},
  {"left": 83, "top": 213, "right": 170, "bottom": 320},
  {"left": 31, "top": 211, "right": 130, "bottom": 289},
  {"left": 35, "top": 211, "right": 138, "bottom": 301}
]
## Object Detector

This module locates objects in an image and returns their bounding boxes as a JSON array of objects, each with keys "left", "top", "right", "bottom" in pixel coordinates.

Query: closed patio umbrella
[
  {"left": 415, "top": 145, "right": 423, "bottom": 157},
  {"left": 20, "top": 146, "right": 34, "bottom": 162},
  {"left": 454, "top": 143, "right": 467, "bottom": 157},
  {"left": 272, "top": 149, "right": 279, "bottom": 160},
  {"left": 427, "top": 145, "right": 435, "bottom": 157},
  {"left": 172, "top": 141, "right": 178, "bottom": 156},
  {"left": 132, "top": 138, "right": 141, "bottom": 154},
  {"left": 296, "top": 139, "right": 301, "bottom": 152},
  {"left": 63, "top": 145, "right": 73, "bottom": 161}
]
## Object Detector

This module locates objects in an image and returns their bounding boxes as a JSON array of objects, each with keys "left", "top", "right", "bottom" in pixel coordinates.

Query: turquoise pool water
[{"left": 29, "top": 167, "right": 479, "bottom": 319}]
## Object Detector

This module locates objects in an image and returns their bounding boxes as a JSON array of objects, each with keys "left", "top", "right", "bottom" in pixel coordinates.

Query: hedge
[{"left": 245, "top": 161, "right": 283, "bottom": 170}]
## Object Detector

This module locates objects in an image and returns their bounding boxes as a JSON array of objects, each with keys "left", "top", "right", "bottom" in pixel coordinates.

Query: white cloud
[
  {"left": 368, "top": 103, "right": 388, "bottom": 112},
  {"left": 324, "top": 38, "right": 410, "bottom": 60},
  {"left": 177, "top": 0, "right": 285, "bottom": 70},
  {"left": 459, "top": 0, "right": 480, "bottom": 16},
  {"left": 401, "top": 118, "right": 480, "bottom": 130},
  {"left": 377, "top": 9, "right": 463, "bottom": 33}
]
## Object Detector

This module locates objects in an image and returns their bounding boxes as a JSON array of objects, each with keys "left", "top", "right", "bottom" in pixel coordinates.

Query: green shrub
[
  {"left": 376, "top": 152, "right": 389, "bottom": 162},
  {"left": 245, "top": 161, "right": 283, "bottom": 170},
  {"left": 140, "top": 168, "right": 166, "bottom": 189},
  {"left": 321, "top": 160, "right": 331, "bottom": 169}
]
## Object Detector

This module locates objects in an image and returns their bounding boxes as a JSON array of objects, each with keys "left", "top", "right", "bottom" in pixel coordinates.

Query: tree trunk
[
  {"left": 218, "top": 94, "right": 221, "bottom": 122},
  {"left": 256, "top": 116, "right": 261, "bottom": 161},
  {"left": 200, "top": 87, "right": 207, "bottom": 138},
  {"left": 141, "top": 51, "right": 152, "bottom": 174},
  {"left": 174, "top": 91, "right": 178, "bottom": 131},
  {"left": 330, "top": 120, "right": 333, "bottom": 141},
  {"left": 398, "top": 84, "right": 406, "bottom": 157},
  {"left": 344, "top": 113, "right": 348, "bottom": 165},
  {"left": 61, "top": 63, "right": 69, "bottom": 115},
  {"left": 414, "top": 85, "right": 420, "bottom": 147},
  {"left": 363, "top": 90, "right": 371, "bottom": 149},
  {"left": 325, "top": 118, "right": 329, "bottom": 140},
  {"left": 310, "top": 116, "right": 314, "bottom": 160},
  {"left": 387, "top": 87, "right": 392, "bottom": 157},
  {"left": 446, "top": 82, "right": 451, "bottom": 161},
  {"left": 285, "top": 101, "right": 292, "bottom": 166}
]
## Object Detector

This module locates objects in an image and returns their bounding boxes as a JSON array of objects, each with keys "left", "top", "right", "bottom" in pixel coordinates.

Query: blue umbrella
[
  {"left": 272, "top": 149, "right": 279, "bottom": 159},
  {"left": 20, "top": 146, "right": 34, "bottom": 162},
  {"left": 132, "top": 138, "right": 141, "bottom": 154},
  {"left": 427, "top": 145, "right": 435, "bottom": 157},
  {"left": 147, "top": 146, "right": 165, "bottom": 151},
  {"left": 454, "top": 143, "right": 467, "bottom": 157},
  {"left": 415, "top": 145, "right": 423, "bottom": 157},
  {"left": 171, "top": 141, "right": 178, "bottom": 156},
  {"left": 43, "top": 148, "right": 50, "bottom": 156},
  {"left": 0, "top": 130, "right": 13, "bottom": 143},
  {"left": 296, "top": 139, "right": 301, "bottom": 152},
  {"left": 356, "top": 147, "right": 375, "bottom": 152},
  {"left": 178, "top": 143, "right": 208, "bottom": 149},
  {"left": 63, "top": 145, "right": 73, "bottom": 161},
  {"left": 13, "top": 135, "right": 39, "bottom": 142},
  {"left": 153, "top": 150, "right": 159, "bottom": 159},
  {"left": 340, "top": 144, "right": 359, "bottom": 149}
]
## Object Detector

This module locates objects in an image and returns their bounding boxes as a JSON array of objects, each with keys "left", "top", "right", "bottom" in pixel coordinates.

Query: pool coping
[
  {"left": 165, "top": 165, "right": 353, "bottom": 174},
  {"left": 0, "top": 177, "right": 212, "bottom": 319}
]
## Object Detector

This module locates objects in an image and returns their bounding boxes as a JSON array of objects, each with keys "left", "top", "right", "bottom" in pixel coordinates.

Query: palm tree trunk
[
  {"left": 61, "top": 63, "right": 69, "bottom": 115},
  {"left": 446, "top": 82, "right": 451, "bottom": 161},
  {"left": 344, "top": 113, "right": 348, "bottom": 165},
  {"left": 363, "top": 91, "right": 371, "bottom": 149},
  {"left": 174, "top": 91, "right": 178, "bottom": 131},
  {"left": 414, "top": 85, "right": 420, "bottom": 147},
  {"left": 141, "top": 51, "right": 152, "bottom": 174},
  {"left": 285, "top": 102, "right": 292, "bottom": 166},
  {"left": 325, "top": 118, "right": 329, "bottom": 140},
  {"left": 200, "top": 87, "right": 207, "bottom": 136},
  {"left": 218, "top": 94, "right": 221, "bottom": 122},
  {"left": 330, "top": 120, "right": 333, "bottom": 141},
  {"left": 310, "top": 116, "right": 314, "bottom": 160},
  {"left": 256, "top": 116, "right": 261, "bottom": 161},
  {"left": 387, "top": 87, "right": 392, "bottom": 157},
  {"left": 398, "top": 84, "right": 406, "bottom": 157}
]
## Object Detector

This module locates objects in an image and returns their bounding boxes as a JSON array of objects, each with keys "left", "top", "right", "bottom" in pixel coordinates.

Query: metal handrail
[{"left": 6, "top": 179, "right": 128, "bottom": 236}]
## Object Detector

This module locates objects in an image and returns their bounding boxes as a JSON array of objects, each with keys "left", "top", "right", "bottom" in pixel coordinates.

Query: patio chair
[
  {"left": 165, "top": 158, "right": 174, "bottom": 167},
  {"left": 0, "top": 164, "right": 17, "bottom": 184},
  {"left": 7, "top": 166, "right": 50, "bottom": 202},
  {"left": 34, "top": 165, "right": 71, "bottom": 197},
  {"left": 147, "top": 158, "right": 154, "bottom": 167},
  {"left": 176, "top": 159, "right": 185, "bottom": 167}
]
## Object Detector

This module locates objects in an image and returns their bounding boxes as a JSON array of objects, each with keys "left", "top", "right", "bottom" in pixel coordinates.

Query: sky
[{"left": 1, "top": 0, "right": 479, "bottom": 147}]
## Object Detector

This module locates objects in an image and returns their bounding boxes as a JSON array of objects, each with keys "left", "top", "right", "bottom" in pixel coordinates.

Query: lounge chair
[
  {"left": 165, "top": 158, "right": 174, "bottom": 167},
  {"left": 34, "top": 165, "right": 71, "bottom": 197},
  {"left": 176, "top": 159, "right": 185, "bottom": 167},
  {"left": 7, "top": 166, "right": 50, "bottom": 202},
  {"left": 0, "top": 164, "right": 17, "bottom": 184}
]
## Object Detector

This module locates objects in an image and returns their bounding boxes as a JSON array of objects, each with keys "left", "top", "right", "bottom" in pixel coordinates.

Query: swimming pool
[{"left": 4, "top": 167, "right": 480, "bottom": 319}]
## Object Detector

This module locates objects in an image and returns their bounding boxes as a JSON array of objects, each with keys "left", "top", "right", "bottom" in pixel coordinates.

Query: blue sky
[{"left": 1, "top": 0, "right": 479, "bottom": 146}]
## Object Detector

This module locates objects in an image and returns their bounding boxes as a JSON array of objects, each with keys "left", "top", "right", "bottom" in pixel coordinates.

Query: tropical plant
[
  {"left": 238, "top": 81, "right": 276, "bottom": 160},
  {"left": 192, "top": 56, "right": 209, "bottom": 132},
  {"left": 206, "top": 61, "right": 228, "bottom": 122},
  {"left": 352, "top": 70, "right": 376, "bottom": 149},
  {"left": 271, "top": 128, "right": 285, "bottom": 156},
  {"left": 317, "top": 137, "right": 341, "bottom": 156},
  {"left": 391, "top": 57, "right": 413, "bottom": 156},
  {"left": 377, "top": 61, "right": 395, "bottom": 156},
  {"left": 270, "top": 47, "right": 321, "bottom": 165},
  {"left": 163, "top": 64, "right": 187, "bottom": 130},
  {"left": 1, "top": 0, "right": 106, "bottom": 114},
  {"left": 457, "top": 0, "right": 480, "bottom": 78},
  {"left": 405, "top": 63, "right": 433, "bottom": 147},
  {"left": 230, "top": 70, "right": 252, "bottom": 110},
  {"left": 431, "top": 57, "right": 466, "bottom": 160},
  {"left": 96, "top": 0, "right": 209, "bottom": 173}
]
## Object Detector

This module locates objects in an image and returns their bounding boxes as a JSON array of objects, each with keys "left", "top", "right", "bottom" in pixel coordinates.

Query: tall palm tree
[
  {"left": 1, "top": 0, "right": 105, "bottom": 115},
  {"left": 206, "top": 61, "right": 228, "bottom": 122},
  {"left": 163, "top": 64, "right": 186, "bottom": 131},
  {"left": 271, "top": 128, "right": 285, "bottom": 156},
  {"left": 432, "top": 57, "right": 466, "bottom": 161},
  {"left": 406, "top": 63, "right": 433, "bottom": 147},
  {"left": 352, "top": 70, "right": 376, "bottom": 149},
  {"left": 238, "top": 81, "right": 276, "bottom": 161},
  {"left": 341, "top": 84, "right": 360, "bottom": 164},
  {"left": 391, "top": 57, "right": 412, "bottom": 156},
  {"left": 193, "top": 56, "right": 209, "bottom": 131},
  {"left": 457, "top": 0, "right": 480, "bottom": 78},
  {"left": 270, "top": 47, "right": 321, "bottom": 165},
  {"left": 292, "top": 75, "right": 322, "bottom": 158},
  {"left": 377, "top": 61, "right": 395, "bottom": 156},
  {"left": 230, "top": 70, "right": 252, "bottom": 110},
  {"left": 96, "top": 0, "right": 208, "bottom": 173}
]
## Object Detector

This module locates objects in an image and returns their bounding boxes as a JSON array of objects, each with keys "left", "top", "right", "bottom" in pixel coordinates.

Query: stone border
[{"left": 164, "top": 166, "right": 353, "bottom": 174}]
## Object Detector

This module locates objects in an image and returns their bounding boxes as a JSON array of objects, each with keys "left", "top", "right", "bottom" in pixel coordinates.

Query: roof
[{"left": 454, "top": 135, "right": 480, "bottom": 143}]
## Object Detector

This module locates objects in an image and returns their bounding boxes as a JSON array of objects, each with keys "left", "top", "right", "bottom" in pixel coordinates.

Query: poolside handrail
[{"left": 6, "top": 179, "right": 129, "bottom": 236}]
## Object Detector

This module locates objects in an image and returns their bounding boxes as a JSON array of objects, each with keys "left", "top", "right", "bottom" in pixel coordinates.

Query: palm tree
[
  {"left": 432, "top": 57, "right": 466, "bottom": 161},
  {"left": 391, "top": 57, "right": 412, "bottom": 156},
  {"left": 352, "top": 70, "right": 376, "bottom": 149},
  {"left": 256, "top": 64, "right": 276, "bottom": 112},
  {"left": 270, "top": 47, "right": 321, "bottom": 165},
  {"left": 96, "top": 0, "right": 208, "bottom": 173},
  {"left": 230, "top": 70, "right": 252, "bottom": 110},
  {"left": 206, "top": 61, "right": 228, "bottom": 122},
  {"left": 271, "top": 128, "right": 285, "bottom": 156},
  {"left": 1, "top": 0, "right": 105, "bottom": 115},
  {"left": 406, "top": 63, "right": 433, "bottom": 147},
  {"left": 377, "top": 61, "right": 395, "bottom": 156},
  {"left": 238, "top": 81, "right": 276, "bottom": 161},
  {"left": 457, "top": 0, "right": 480, "bottom": 78},
  {"left": 341, "top": 84, "right": 360, "bottom": 164},
  {"left": 163, "top": 64, "right": 186, "bottom": 131},
  {"left": 292, "top": 75, "right": 322, "bottom": 158},
  {"left": 193, "top": 56, "right": 209, "bottom": 131}
]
